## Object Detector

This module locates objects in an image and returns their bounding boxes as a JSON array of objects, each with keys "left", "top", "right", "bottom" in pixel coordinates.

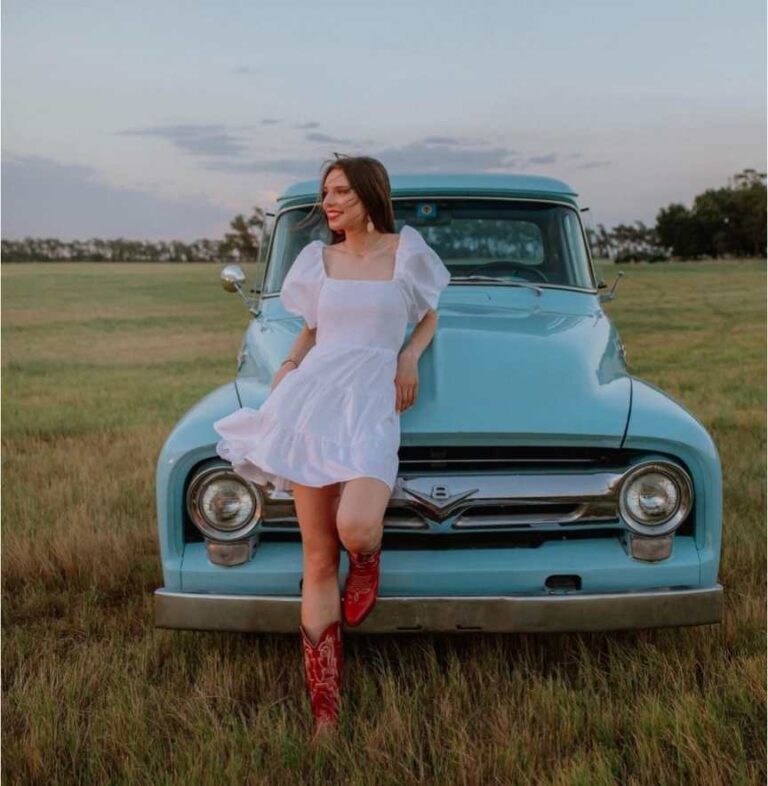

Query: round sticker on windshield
[{"left": 416, "top": 202, "right": 438, "bottom": 219}]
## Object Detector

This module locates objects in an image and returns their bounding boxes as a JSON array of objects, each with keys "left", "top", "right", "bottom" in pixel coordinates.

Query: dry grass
[{"left": 2, "top": 260, "right": 765, "bottom": 785}]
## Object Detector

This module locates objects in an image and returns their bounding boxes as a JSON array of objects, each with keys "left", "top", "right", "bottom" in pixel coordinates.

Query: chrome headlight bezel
[
  {"left": 618, "top": 460, "right": 693, "bottom": 536},
  {"left": 186, "top": 466, "right": 263, "bottom": 542}
]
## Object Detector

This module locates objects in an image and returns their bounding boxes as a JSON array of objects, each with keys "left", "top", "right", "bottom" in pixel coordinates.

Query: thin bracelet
[{"left": 280, "top": 358, "right": 299, "bottom": 368}]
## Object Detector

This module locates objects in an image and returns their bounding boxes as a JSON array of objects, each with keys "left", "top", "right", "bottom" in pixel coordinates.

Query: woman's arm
[
  {"left": 395, "top": 310, "right": 438, "bottom": 412},
  {"left": 285, "top": 324, "right": 317, "bottom": 367},
  {"left": 272, "top": 325, "right": 317, "bottom": 390}
]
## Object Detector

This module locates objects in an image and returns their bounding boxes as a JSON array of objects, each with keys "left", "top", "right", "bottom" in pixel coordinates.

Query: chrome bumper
[{"left": 154, "top": 585, "right": 723, "bottom": 633}]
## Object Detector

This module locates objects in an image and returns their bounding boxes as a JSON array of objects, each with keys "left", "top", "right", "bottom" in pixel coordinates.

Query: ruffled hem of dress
[{"left": 213, "top": 406, "right": 398, "bottom": 494}]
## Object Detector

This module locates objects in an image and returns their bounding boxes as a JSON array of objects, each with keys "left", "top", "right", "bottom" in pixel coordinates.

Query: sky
[{"left": 2, "top": 0, "right": 765, "bottom": 241}]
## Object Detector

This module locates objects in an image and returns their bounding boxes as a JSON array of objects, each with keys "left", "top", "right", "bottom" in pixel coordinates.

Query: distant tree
[
  {"left": 655, "top": 168, "right": 766, "bottom": 259},
  {"left": 595, "top": 223, "right": 614, "bottom": 259},
  {"left": 730, "top": 169, "right": 767, "bottom": 257},
  {"left": 656, "top": 203, "right": 701, "bottom": 259},
  {"left": 730, "top": 168, "right": 766, "bottom": 190},
  {"left": 221, "top": 206, "right": 266, "bottom": 263},
  {"left": 612, "top": 220, "right": 669, "bottom": 263}
]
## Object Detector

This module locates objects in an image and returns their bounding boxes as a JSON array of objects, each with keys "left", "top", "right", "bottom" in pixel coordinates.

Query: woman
[{"left": 213, "top": 154, "right": 451, "bottom": 741}]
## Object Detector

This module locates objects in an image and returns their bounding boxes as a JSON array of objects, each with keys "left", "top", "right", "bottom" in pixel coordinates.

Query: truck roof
[{"left": 277, "top": 172, "right": 578, "bottom": 203}]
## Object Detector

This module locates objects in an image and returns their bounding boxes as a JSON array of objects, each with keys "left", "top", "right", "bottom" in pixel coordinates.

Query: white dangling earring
[{"left": 366, "top": 216, "right": 374, "bottom": 233}]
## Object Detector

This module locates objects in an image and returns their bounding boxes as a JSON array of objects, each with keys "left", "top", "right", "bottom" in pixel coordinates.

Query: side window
[
  {"left": 562, "top": 210, "right": 591, "bottom": 284},
  {"left": 264, "top": 210, "right": 321, "bottom": 295},
  {"left": 563, "top": 211, "right": 578, "bottom": 258},
  {"left": 259, "top": 212, "right": 275, "bottom": 266}
]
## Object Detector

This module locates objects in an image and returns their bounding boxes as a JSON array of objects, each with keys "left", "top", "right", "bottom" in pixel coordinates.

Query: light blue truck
[{"left": 153, "top": 173, "right": 724, "bottom": 633}]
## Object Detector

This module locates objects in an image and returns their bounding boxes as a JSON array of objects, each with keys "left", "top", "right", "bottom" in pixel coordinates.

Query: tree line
[
  {"left": 1, "top": 169, "right": 764, "bottom": 263},
  {"left": 0, "top": 237, "right": 225, "bottom": 263},
  {"left": 586, "top": 168, "right": 766, "bottom": 262}
]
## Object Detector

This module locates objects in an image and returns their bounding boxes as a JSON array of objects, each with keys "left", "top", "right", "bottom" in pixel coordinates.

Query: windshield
[{"left": 264, "top": 198, "right": 595, "bottom": 294}]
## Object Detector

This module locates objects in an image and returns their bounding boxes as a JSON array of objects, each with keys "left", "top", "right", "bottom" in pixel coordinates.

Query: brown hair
[{"left": 295, "top": 153, "right": 396, "bottom": 244}]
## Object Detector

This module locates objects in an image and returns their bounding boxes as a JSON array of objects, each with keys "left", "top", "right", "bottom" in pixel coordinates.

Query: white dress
[{"left": 212, "top": 224, "right": 451, "bottom": 494}]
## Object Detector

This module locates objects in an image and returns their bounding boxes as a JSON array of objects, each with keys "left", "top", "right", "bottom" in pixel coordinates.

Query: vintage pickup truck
[{"left": 153, "top": 173, "right": 724, "bottom": 633}]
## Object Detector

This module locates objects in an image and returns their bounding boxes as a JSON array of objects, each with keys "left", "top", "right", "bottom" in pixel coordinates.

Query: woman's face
[{"left": 322, "top": 167, "right": 368, "bottom": 234}]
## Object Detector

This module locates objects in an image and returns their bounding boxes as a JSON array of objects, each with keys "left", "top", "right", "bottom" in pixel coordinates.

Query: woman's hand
[
  {"left": 394, "top": 350, "right": 419, "bottom": 412},
  {"left": 270, "top": 362, "right": 298, "bottom": 393}
]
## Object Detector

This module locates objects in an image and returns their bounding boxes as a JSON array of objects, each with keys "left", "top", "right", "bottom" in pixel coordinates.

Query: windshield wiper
[{"left": 450, "top": 275, "right": 543, "bottom": 295}]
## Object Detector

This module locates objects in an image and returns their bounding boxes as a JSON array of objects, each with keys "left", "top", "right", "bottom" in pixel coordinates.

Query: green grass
[{"left": 3, "top": 260, "right": 766, "bottom": 785}]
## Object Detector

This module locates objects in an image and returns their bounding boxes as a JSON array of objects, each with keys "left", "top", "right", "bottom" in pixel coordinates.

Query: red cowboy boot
[
  {"left": 299, "top": 619, "right": 343, "bottom": 739},
  {"left": 342, "top": 543, "right": 382, "bottom": 627}
]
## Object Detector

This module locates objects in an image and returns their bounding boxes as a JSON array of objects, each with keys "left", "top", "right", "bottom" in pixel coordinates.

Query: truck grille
[{"left": 185, "top": 446, "right": 694, "bottom": 544}]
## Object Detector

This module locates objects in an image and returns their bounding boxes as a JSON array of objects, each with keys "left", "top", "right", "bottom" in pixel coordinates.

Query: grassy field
[{"left": 2, "top": 259, "right": 766, "bottom": 785}]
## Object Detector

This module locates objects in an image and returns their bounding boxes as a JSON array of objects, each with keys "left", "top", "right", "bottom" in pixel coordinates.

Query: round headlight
[
  {"left": 186, "top": 466, "right": 262, "bottom": 541},
  {"left": 618, "top": 461, "right": 693, "bottom": 536}
]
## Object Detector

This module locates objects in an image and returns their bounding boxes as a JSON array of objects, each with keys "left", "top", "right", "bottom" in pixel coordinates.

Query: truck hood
[
  {"left": 237, "top": 298, "right": 631, "bottom": 447},
  {"left": 397, "top": 302, "right": 631, "bottom": 446}
]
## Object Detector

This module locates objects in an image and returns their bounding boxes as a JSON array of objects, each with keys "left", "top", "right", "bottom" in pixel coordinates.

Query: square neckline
[{"left": 319, "top": 230, "right": 404, "bottom": 284}]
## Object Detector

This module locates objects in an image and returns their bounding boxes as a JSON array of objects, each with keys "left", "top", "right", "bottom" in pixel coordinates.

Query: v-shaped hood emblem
[{"left": 399, "top": 482, "right": 479, "bottom": 519}]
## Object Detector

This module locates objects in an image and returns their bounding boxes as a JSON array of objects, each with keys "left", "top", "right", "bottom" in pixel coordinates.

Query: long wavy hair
[{"left": 295, "top": 154, "right": 396, "bottom": 244}]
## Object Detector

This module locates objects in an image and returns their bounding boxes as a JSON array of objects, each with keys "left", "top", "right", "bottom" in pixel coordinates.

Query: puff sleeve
[
  {"left": 279, "top": 241, "right": 323, "bottom": 328},
  {"left": 400, "top": 232, "right": 451, "bottom": 324}
]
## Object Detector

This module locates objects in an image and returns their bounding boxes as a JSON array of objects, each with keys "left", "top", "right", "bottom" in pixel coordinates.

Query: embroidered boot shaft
[
  {"left": 300, "top": 619, "right": 343, "bottom": 738},
  {"left": 342, "top": 544, "right": 382, "bottom": 627}
]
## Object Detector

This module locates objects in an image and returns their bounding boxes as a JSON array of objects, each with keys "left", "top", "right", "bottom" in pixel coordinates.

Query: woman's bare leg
[
  {"left": 335, "top": 477, "right": 390, "bottom": 553},
  {"left": 292, "top": 480, "right": 343, "bottom": 644}
]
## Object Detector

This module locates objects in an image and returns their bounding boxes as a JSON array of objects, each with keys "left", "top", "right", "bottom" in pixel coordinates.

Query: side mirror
[
  {"left": 220, "top": 264, "right": 246, "bottom": 293},
  {"left": 219, "top": 264, "right": 261, "bottom": 316}
]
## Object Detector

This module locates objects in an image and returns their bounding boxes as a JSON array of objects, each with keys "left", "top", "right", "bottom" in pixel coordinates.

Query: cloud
[
  {"left": 1, "top": 153, "right": 231, "bottom": 240},
  {"left": 116, "top": 122, "right": 525, "bottom": 176},
  {"left": 119, "top": 124, "right": 248, "bottom": 157},
  {"left": 305, "top": 132, "right": 356, "bottom": 144},
  {"left": 115, "top": 117, "right": 607, "bottom": 183},
  {"left": 200, "top": 136, "right": 606, "bottom": 178},
  {"left": 376, "top": 141, "right": 518, "bottom": 171},
  {"left": 525, "top": 153, "right": 558, "bottom": 165},
  {"left": 420, "top": 135, "right": 491, "bottom": 146},
  {"left": 206, "top": 157, "right": 323, "bottom": 177},
  {"left": 207, "top": 139, "right": 521, "bottom": 176}
]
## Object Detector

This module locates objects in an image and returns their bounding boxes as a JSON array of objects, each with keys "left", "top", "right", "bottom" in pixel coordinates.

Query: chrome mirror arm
[
  {"left": 220, "top": 264, "right": 260, "bottom": 313},
  {"left": 598, "top": 271, "right": 624, "bottom": 302}
]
